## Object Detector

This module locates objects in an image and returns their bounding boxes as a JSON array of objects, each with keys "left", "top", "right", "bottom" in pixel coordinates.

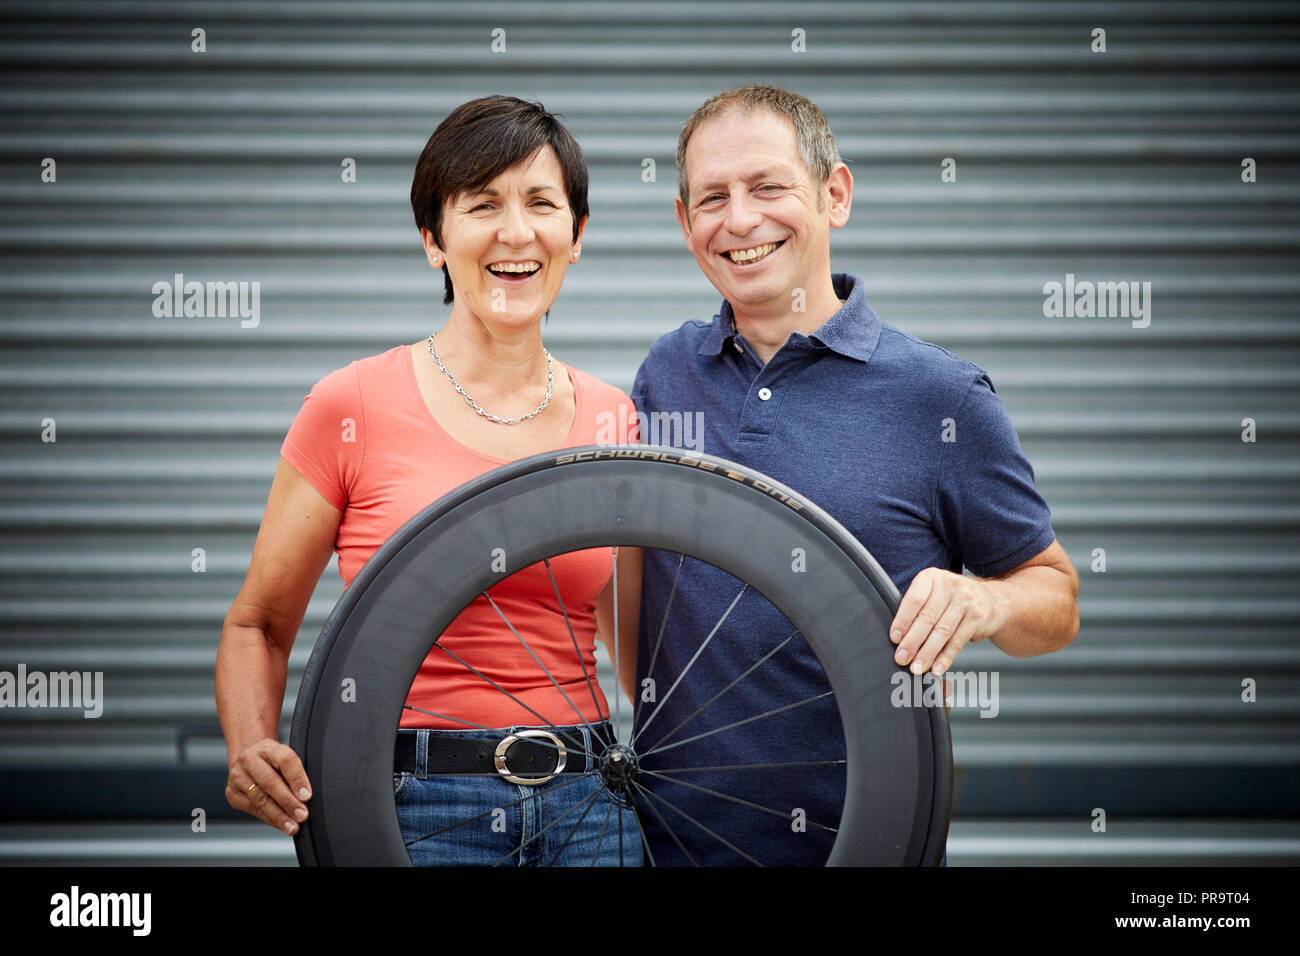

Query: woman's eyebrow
[{"left": 467, "top": 183, "right": 561, "bottom": 198}]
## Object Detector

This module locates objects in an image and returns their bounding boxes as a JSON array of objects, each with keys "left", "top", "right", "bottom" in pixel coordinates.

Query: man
[{"left": 629, "top": 85, "right": 1079, "bottom": 865}]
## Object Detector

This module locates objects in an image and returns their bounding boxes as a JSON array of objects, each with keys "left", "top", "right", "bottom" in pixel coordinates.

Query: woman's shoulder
[
  {"left": 305, "top": 345, "right": 407, "bottom": 397},
  {"left": 563, "top": 361, "right": 632, "bottom": 410}
]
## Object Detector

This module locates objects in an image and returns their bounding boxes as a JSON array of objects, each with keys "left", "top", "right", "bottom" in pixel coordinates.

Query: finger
[
  {"left": 890, "top": 570, "right": 936, "bottom": 645},
  {"left": 932, "top": 619, "right": 978, "bottom": 676},
  {"left": 895, "top": 585, "right": 952, "bottom": 667},
  {"left": 909, "top": 598, "right": 968, "bottom": 674},
  {"left": 266, "top": 742, "right": 313, "bottom": 805},
  {"left": 226, "top": 774, "right": 290, "bottom": 835},
  {"left": 230, "top": 749, "right": 300, "bottom": 834},
  {"left": 245, "top": 757, "right": 307, "bottom": 833}
]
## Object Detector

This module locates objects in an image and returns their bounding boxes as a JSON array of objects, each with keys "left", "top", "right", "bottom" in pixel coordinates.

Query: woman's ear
[
  {"left": 570, "top": 214, "right": 588, "bottom": 261},
  {"left": 420, "top": 227, "right": 446, "bottom": 269}
]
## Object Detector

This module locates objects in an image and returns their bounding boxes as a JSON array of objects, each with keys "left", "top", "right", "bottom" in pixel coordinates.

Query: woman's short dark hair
[{"left": 410, "top": 96, "right": 589, "bottom": 305}]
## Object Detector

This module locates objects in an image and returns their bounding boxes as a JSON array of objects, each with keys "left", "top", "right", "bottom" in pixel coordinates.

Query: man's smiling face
[{"left": 675, "top": 108, "right": 834, "bottom": 320}]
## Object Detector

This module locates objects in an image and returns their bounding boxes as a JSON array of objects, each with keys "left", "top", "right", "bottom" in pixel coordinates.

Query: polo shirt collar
[{"left": 698, "top": 272, "right": 882, "bottom": 363}]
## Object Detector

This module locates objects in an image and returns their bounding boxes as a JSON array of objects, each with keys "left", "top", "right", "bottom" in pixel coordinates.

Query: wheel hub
[{"left": 598, "top": 743, "right": 639, "bottom": 794}]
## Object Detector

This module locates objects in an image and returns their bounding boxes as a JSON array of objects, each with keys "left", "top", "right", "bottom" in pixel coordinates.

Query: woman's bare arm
[{"left": 215, "top": 456, "right": 341, "bottom": 835}]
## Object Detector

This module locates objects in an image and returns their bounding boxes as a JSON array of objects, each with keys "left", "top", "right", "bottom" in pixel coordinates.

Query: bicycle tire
[{"left": 289, "top": 445, "right": 952, "bottom": 866}]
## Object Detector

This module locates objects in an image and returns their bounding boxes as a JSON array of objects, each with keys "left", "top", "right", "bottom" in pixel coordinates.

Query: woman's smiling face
[{"left": 425, "top": 144, "right": 585, "bottom": 329}]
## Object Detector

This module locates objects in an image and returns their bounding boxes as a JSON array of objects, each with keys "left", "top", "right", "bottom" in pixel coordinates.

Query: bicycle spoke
[
  {"left": 490, "top": 783, "right": 604, "bottom": 867},
  {"left": 632, "top": 552, "right": 685, "bottom": 734},
  {"left": 648, "top": 759, "right": 847, "bottom": 775},
  {"left": 631, "top": 778, "right": 762, "bottom": 866},
  {"left": 544, "top": 556, "right": 611, "bottom": 746},
  {"left": 430, "top": 643, "right": 597, "bottom": 762},
  {"left": 403, "top": 770, "right": 596, "bottom": 849},
  {"left": 639, "top": 690, "right": 833, "bottom": 759},
  {"left": 631, "top": 582, "right": 748, "bottom": 746},
  {"left": 626, "top": 791, "right": 657, "bottom": 868},
  {"left": 641, "top": 768, "right": 838, "bottom": 833},
  {"left": 589, "top": 801, "right": 614, "bottom": 867},
  {"left": 544, "top": 788, "right": 604, "bottom": 867},
  {"left": 641, "top": 628, "right": 800, "bottom": 754},
  {"left": 629, "top": 780, "right": 692, "bottom": 866},
  {"left": 482, "top": 588, "right": 599, "bottom": 738},
  {"left": 611, "top": 547, "right": 622, "bottom": 742}
]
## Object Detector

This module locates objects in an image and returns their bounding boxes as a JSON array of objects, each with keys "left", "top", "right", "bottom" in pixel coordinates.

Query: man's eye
[
  {"left": 758, "top": 184, "right": 781, "bottom": 192},
  {"left": 471, "top": 202, "right": 492, "bottom": 212},
  {"left": 702, "top": 194, "right": 723, "bottom": 204}
]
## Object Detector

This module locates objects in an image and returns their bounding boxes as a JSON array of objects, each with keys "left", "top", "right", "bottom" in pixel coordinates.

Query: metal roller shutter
[{"left": 0, "top": 2, "right": 1296, "bottom": 858}]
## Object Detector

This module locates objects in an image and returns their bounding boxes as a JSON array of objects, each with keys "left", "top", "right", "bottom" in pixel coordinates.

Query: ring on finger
[{"left": 247, "top": 782, "right": 258, "bottom": 796}]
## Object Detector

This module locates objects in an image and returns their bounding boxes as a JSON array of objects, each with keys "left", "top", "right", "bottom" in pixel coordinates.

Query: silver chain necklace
[{"left": 426, "top": 333, "right": 554, "bottom": 426}]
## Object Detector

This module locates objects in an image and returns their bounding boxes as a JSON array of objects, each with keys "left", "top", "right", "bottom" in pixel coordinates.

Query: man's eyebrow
[{"left": 693, "top": 168, "right": 792, "bottom": 201}]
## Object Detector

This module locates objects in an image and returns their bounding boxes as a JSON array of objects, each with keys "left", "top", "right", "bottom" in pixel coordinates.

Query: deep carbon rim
[{"left": 290, "top": 445, "right": 952, "bottom": 866}]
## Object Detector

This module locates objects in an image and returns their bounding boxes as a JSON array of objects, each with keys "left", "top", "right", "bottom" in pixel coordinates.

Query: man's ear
[
  {"left": 826, "top": 163, "right": 853, "bottom": 230},
  {"left": 419, "top": 227, "right": 446, "bottom": 269},
  {"left": 674, "top": 196, "right": 694, "bottom": 251}
]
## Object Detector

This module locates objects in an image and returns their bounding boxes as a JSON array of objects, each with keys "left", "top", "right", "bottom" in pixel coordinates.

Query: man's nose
[{"left": 723, "top": 188, "right": 763, "bottom": 236}]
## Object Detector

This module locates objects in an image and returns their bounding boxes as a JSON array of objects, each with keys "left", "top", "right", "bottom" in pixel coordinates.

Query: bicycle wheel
[{"left": 289, "top": 446, "right": 952, "bottom": 866}]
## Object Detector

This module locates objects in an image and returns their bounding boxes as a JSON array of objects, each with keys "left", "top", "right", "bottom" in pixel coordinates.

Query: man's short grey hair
[{"left": 676, "top": 85, "right": 842, "bottom": 212}]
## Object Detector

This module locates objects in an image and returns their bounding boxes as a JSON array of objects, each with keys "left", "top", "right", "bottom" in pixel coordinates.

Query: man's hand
[
  {"left": 889, "top": 567, "right": 1004, "bottom": 676},
  {"left": 889, "top": 541, "right": 1080, "bottom": 676}
]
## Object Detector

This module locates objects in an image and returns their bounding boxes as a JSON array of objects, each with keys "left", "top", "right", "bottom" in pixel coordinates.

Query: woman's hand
[{"left": 226, "top": 738, "right": 313, "bottom": 835}]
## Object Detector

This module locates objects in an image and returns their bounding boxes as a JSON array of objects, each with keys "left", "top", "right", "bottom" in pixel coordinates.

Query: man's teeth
[
  {"left": 488, "top": 262, "right": 541, "bottom": 273},
  {"left": 727, "top": 242, "right": 780, "bottom": 264}
]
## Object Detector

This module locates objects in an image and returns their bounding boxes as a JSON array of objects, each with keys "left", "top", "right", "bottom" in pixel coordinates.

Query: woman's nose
[{"left": 498, "top": 202, "right": 536, "bottom": 246}]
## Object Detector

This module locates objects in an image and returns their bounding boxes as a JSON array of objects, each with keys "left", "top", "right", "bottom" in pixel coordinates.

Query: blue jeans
[{"left": 393, "top": 723, "right": 642, "bottom": 867}]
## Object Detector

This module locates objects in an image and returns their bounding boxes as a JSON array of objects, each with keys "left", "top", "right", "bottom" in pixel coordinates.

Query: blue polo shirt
[{"left": 628, "top": 272, "right": 1057, "bottom": 865}]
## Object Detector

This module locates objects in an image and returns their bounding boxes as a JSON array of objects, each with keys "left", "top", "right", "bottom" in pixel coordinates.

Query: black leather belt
[{"left": 394, "top": 725, "right": 604, "bottom": 785}]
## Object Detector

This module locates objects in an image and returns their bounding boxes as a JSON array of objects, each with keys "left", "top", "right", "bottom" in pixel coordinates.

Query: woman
[{"left": 215, "top": 96, "right": 642, "bottom": 866}]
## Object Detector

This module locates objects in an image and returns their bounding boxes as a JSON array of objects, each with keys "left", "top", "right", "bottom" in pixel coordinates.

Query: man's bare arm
[{"left": 982, "top": 540, "right": 1080, "bottom": 659}]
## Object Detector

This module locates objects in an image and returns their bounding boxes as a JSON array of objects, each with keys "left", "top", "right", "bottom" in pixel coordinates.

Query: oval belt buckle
[{"left": 494, "top": 729, "right": 566, "bottom": 785}]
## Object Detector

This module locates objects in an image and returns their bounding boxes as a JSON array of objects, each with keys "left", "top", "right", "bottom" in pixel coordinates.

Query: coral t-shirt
[{"left": 280, "top": 344, "right": 638, "bottom": 729}]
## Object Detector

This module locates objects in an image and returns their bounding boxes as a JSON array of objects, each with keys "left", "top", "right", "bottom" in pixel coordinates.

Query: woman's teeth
[
  {"left": 726, "top": 241, "right": 781, "bottom": 264},
  {"left": 488, "top": 262, "right": 540, "bottom": 274}
]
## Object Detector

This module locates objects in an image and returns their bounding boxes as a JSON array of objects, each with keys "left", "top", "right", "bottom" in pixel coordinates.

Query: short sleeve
[
  {"left": 592, "top": 382, "right": 641, "bottom": 444},
  {"left": 630, "top": 359, "right": 648, "bottom": 415},
  {"left": 933, "top": 372, "right": 1057, "bottom": 577},
  {"left": 620, "top": 388, "right": 641, "bottom": 443},
  {"left": 279, "top": 363, "right": 364, "bottom": 511}
]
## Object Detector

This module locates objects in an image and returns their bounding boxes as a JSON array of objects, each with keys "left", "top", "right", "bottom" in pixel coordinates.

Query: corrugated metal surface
[
  {"left": 1, "top": 0, "right": 1297, "bottom": 850},
  {"left": 3, "top": 818, "right": 1298, "bottom": 866}
]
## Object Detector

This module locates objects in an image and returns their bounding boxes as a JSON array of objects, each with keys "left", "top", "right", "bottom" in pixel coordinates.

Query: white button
[{"left": 758, "top": 387, "right": 772, "bottom": 401}]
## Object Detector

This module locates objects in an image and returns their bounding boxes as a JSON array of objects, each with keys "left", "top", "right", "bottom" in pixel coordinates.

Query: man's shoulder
[
  {"left": 641, "top": 318, "right": 717, "bottom": 364},
  {"left": 873, "top": 321, "right": 989, "bottom": 398}
]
